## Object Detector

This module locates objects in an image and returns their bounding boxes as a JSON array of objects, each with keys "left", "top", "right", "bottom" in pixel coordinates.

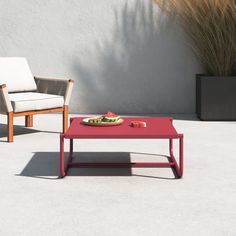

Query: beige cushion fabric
[
  {"left": 0, "top": 86, "right": 13, "bottom": 114},
  {"left": 34, "top": 77, "right": 74, "bottom": 106},
  {"left": 9, "top": 92, "right": 64, "bottom": 112},
  {"left": 0, "top": 57, "right": 37, "bottom": 92}
]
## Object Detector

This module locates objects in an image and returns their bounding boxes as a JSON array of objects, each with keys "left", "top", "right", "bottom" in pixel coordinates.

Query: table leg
[
  {"left": 179, "top": 136, "right": 184, "bottom": 177},
  {"left": 169, "top": 136, "right": 184, "bottom": 178},
  {"left": 64, "top": 138, "right": 74, "bottom": 174},
  {"left": 60, "top": 134, "right": 66, "bottom": 178},
  {"left": 65, "top": 118, "right": 75, "bottom": 174},
  {"left": 70, "top": 138, "right": 73, "bottom": 156}
]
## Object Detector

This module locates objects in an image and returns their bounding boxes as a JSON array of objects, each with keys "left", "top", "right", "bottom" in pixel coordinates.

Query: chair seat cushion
[{"left": 9, "top": 92, "right": 64, "bottom": 112}]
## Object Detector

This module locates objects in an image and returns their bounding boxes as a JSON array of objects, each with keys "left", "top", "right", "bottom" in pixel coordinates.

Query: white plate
[{"left": 82, "top": 117, "right": 124, "bottom": 126}]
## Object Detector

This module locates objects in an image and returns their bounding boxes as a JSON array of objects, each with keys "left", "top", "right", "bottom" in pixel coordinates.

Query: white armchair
[{"left": 0, "top": 58, "right": 74, "bottom": 142}]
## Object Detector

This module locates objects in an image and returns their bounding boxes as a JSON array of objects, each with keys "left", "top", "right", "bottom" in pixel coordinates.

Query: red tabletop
[{"left": 64, "top": 117, "right": 182, "bottom": 139}]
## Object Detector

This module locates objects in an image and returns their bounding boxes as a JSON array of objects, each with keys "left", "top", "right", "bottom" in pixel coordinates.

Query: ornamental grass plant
[{"left": 155, "top": 0, "right": 236, "bottom": 76}]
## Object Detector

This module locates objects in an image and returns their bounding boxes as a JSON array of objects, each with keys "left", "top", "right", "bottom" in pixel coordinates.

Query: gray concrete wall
[{"left": 0, "top": 0, "right": 201, "bottom": 114}]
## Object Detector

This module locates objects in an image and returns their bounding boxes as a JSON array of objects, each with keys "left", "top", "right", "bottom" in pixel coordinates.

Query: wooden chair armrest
[
  {"left": 0, "top": 84, "right": 13, "bottom": 113},
  {"left": 34, "top": 76, "right": 74, "bottom": 84},
  {"left": 0, "top": 84, "right": 7, "bottom": 89}
]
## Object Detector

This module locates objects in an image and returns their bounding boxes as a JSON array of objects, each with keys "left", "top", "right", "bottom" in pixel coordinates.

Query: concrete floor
[{"left": 0, "top": 114, "right": 236, "bottom": 236}]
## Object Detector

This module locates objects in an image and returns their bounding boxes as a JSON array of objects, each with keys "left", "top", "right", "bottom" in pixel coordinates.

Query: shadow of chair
[{"left": 0, "top": 123, "right": 60, "bottom": 142}]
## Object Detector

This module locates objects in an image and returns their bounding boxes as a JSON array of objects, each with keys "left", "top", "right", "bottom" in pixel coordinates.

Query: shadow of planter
[{"left": 196, "top": 74, "right": 236, "bottom": 120}]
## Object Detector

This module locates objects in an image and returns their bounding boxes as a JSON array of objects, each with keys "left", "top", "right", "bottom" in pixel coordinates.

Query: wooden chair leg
[
  {"left": 63, "top": 105, "right": 68, "bottom": 133},
  {"left": 25, "top": 115, "right": 33, "bottom": 127},
  {"left": 7, "top": 112, "right": 14, "bottom": 142}
]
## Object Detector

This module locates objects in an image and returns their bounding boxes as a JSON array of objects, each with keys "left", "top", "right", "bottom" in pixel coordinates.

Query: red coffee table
[{"left": 60, "top": 117, "right": 184, "bottom": 178}]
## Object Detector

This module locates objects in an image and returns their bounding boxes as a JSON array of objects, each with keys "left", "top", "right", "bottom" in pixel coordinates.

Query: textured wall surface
[{"left": 0, "top": 0, "right": 201, "bottom": 114}]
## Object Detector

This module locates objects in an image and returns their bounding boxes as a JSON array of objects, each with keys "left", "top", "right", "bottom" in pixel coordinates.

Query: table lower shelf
[{"left": 68, "top": 161, "right": 175, "bottom": 168}]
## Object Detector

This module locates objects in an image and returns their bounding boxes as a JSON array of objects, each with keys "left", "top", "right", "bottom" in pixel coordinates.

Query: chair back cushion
[{"left": 0, "top": 57, "right": 37, "bottom": 92}]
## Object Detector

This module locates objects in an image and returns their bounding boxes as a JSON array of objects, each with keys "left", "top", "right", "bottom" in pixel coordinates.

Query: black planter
[{"left": 196, "top": 74, "right": 236, "bottom": 120}]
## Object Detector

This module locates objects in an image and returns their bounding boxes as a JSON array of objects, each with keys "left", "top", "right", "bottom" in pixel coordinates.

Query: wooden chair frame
[{"left": 0, "top": 78, "right": 74, "bottom": 142}]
